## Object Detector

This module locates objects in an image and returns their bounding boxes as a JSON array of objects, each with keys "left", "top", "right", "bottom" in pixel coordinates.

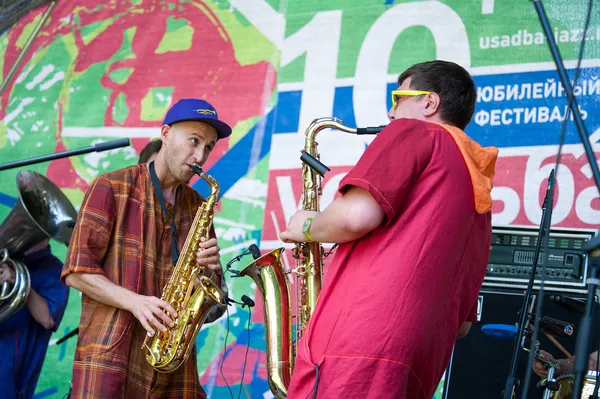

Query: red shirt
[{"left": 287, "top": 119, "right": 494, "bottom": 399}]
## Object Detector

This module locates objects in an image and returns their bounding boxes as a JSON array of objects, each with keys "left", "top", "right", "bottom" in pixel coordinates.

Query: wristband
[{"left": 302, "top": 216, "right": 316, "bottom": 242}]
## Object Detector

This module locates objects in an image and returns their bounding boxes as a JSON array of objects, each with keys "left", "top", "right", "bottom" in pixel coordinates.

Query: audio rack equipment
[{"left": 483, "top": 226, "right": 596, "bottom": 294}]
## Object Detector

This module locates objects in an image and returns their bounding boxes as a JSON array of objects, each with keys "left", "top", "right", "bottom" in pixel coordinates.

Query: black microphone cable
[
  {"left": 304, "top": 363, "right": 320, "bottom": 399},
  {"left": 220, "top": 265, "right": 235, "bottom": 399},
  {"left": 522, "top": 0, "right": 595, "bottom": 396},
  {"left": 549, "top": 0, "right": 594, "bottom": 175},
  {"left": 219, "top": 294, "right": 255, "bottom": 399},
  {"left": 220, "top": 295, "right": 256, "bottom": 398},
  {"left": 219, "top": 245, "right": 256, "bottom": 399},
  {"left": 222, "top": 295, "right": 256, "bottom": 399},
  {"left": 594, "top": 308, "right": 600, "bottom": 397},
  {"left": 219, "top": 245, "right": 259, "bottom": 399},
  {"left": 225, "top": 247, "right": 250, "bottom": 276},
  {"left": 238, "top": 304, "right": 253, "bottom": 399}
]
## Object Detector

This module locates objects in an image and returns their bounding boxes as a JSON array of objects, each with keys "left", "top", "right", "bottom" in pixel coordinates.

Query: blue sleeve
[
  {"left": 0, "top": 306, "right": 32, "bottom": 333},
  {"left": 29, "top": 256, "right": 70, "bottom": 332}
]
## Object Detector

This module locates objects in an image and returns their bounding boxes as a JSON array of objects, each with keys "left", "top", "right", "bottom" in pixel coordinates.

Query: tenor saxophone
[
  {"left": 239, "top": 117, "right": 384, "bottom": 398},
  {"left": 142, "top": 164, "right": 225, "bottom": 373}
]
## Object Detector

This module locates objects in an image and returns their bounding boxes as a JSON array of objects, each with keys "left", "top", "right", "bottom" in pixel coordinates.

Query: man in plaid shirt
[{"left": 62, "top": 99, "right": 231, "bottom": 398}]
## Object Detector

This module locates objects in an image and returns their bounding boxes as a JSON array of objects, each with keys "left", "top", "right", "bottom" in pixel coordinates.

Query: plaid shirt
[{"left": 62, "top": 163, "right": 210, "bottom": 398}]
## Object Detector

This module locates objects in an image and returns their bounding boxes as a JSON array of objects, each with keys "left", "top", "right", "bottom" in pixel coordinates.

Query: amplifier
[
  {"left": 442, "top": 290, "right": 600, "bottom": 399},
  {"left": 482, "top": 226, "right": 597, "bottom": 294}
]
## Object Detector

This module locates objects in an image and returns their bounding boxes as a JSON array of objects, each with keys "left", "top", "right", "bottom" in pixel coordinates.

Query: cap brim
[{"left": 170, "top": 117, "right": 232, "bottom": 139}]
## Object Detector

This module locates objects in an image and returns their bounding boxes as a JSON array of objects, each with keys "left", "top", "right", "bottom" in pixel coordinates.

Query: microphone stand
[
  {"left": 572, "top": 256, "right": 599, "bottom": 398},
  {"left": 55, "top": 327, "right": 79, "bottom": 345},
  {"left": 531, "top": 0, "right": 600, "bottom": 193},
  {"left": 0, "top": 138, "right": 131, "bottom": 171},
  {"left": 503, "top": 170, "right": 555, "bottom": 399},
  {"left": 530, "top": 2, "right": 600, "bottom": 397}
]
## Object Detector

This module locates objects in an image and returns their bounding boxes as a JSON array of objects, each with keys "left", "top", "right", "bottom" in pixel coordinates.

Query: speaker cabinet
[{"left": 443, "top": 289, "right": 599, "bottom": 399}]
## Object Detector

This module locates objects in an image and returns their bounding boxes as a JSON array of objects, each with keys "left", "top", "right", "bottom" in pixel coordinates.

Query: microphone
[
  {"left": 539, "top": 316, "right": 575, "bottom": 338},
  {"left": 527, "top": 311, "right": 575, "bottom": 338},
  {"left": 225, "top": 295, "right": 240, "bottom": 306},
  {"left": 226, "top": 243, "right": 261, "bottom": 276},
  {"left": 241, "top": 295, "right": 255, "bottom": 308},
  {"left": 549, "top": 294, "right": 586, "bottom": 315},
  {"left": 225, "top": 295, "right": 255, "bottom": 308},
  {"left": 247, "top": 244, "right": 261, "bottom": 260}
]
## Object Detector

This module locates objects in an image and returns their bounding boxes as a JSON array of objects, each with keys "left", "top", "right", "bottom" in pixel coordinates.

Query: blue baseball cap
[{"left": 162, "top": 98, "right": 232, "bottom": 140}]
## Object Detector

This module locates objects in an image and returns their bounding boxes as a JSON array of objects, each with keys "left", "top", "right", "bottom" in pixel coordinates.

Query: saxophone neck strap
[{"left": 149, "top": 161, "right": 180, "bottom": 264}]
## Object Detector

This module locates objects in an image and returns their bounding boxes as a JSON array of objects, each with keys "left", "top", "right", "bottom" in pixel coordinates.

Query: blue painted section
[
  {"left": 0, "top": 192, "right": 16, "bottom": 208},
  {"left": 332, "top": 86, "right": 358, "bottom": 127},
  {"left": 58, "top": 327, "right": 69, "bottom": 362},
  {"left": 194, "top": 109, "right": 275, "bottom": 198},
  {"left": 33, "top": 387, "right": 57, "bottom": 398},
  {"left": 274, "top": 91, "right": 302, "bottom": 134}
]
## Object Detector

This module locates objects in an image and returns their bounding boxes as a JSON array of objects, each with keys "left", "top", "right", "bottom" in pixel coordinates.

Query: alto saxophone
[
  {"left": 142, "top": 164, "right": 225, "bottom": 373},
  {"left": 239, "top": 117, "right": 384, "bottom": 398}
]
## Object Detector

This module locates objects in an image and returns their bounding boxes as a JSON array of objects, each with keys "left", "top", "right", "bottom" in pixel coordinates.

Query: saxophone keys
[
  {"left": 292, "top": 266, "right": 306, "bottom": 276},
  {"left": 291, "top": 246, "right": 300, "bottom": 258}
]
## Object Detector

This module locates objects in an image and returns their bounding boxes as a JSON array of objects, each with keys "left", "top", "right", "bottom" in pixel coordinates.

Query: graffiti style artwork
[{"left": 1, "top": 0, "right": 599, "bottom": 398}]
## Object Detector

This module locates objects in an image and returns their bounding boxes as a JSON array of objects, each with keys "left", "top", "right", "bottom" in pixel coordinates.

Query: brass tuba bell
[{"left": 0, "top": 170, "right": 77, "bottom": 323}]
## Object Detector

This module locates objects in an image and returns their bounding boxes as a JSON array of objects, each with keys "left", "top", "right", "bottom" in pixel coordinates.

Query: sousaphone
[{"left": 0, "top": 170, "right": 77, "bottom": 323}]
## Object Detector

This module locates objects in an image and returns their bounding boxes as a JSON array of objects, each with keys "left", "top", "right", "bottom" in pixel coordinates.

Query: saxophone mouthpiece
[
  {"left": 356, "top": 125, "right": 386, "bottom": 135},
  {"left": 189, "top": 164, "right": 203, "bottom": 175}
]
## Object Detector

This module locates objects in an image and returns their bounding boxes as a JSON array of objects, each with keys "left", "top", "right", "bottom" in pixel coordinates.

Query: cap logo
[{"left": 194, "top": 108, "right": 216, "bottom": 116}]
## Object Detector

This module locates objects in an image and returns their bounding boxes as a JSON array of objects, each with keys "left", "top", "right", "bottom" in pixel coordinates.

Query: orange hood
[{"left": 434, "top": 123, "right": 499, "bottom": 214}]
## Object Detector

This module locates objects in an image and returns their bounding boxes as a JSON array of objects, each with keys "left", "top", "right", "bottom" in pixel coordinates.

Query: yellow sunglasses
[{"left": 391, "top": 90, "right": 431, "bottom": 109}]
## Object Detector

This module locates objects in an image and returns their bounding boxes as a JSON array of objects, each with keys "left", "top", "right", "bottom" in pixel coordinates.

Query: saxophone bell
[
  {"left": 239, "top": 247, "right": 292, "bottom": 398},
  {"left": 239, "top": 117, "right": 365, "bottom": 398}
]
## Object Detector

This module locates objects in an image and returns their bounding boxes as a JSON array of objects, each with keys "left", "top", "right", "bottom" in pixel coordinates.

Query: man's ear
[
  {"left": 424, "top": 92, "right": 441, "bottom": 116},
  {"left": 160, "top": 125, "right": 171, "bottom": 143}
]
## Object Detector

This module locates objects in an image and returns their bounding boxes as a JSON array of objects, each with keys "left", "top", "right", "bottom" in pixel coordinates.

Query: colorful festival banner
[{"left": 1, "top": 1, "right": 599, "bottom": 398}]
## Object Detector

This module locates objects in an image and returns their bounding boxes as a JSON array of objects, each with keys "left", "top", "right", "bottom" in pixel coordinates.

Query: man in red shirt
[{"left": 280, "top": 60, "right": 499, "bottom": 398}]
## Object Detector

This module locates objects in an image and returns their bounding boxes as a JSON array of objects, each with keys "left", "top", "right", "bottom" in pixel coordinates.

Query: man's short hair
[
  {"left": 398, "top": 60, "right": 476, "bottom": 130},
  {"left": 138, "top": 139, "right": 162, "bottom": 164}
]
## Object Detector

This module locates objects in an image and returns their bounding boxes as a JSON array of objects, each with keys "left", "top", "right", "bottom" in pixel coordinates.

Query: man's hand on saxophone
[
  {"left": 279, "top": 210, "right": 319, "bottom": 243},
  {"left": 196, "top": 237, "right": 224, "bottom": 288},
  {"left": 64, "top": 272, "right": 178, "bottom": 337},
  {"left": 128, "top": 294, "right": 178, "bottom": 337},
  {"left": 195, "top": 237, "right": 221, "bottom": 270},
  {"left": 280, "top": 187, "right": 385, "bottom": 244}
]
